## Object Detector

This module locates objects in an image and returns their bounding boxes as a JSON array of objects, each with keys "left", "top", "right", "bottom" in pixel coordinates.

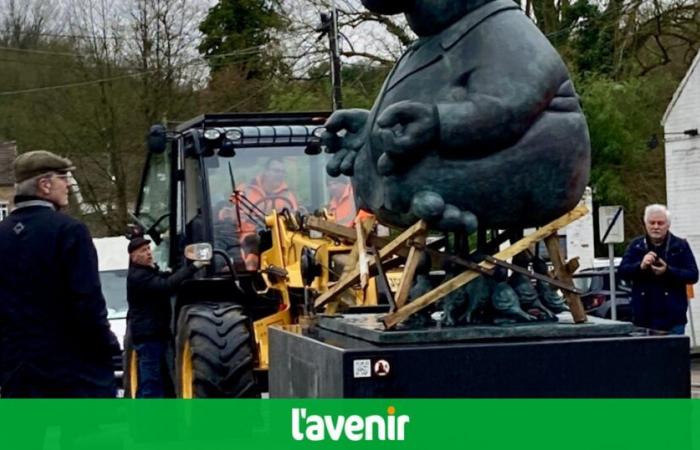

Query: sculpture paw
[{"left": 410, "top": 191, "right": 477, "bottom": 233}]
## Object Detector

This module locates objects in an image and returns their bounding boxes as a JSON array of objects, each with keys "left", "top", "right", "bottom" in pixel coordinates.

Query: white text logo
[{"left": 291, "top": 406, "right": 409, "bottom": 441}]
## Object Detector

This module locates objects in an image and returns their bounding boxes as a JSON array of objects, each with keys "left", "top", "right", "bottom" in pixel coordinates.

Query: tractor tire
[
  {"left": 123, "top": 331, "right": 139, "bottom": 398},
  {"left": 175, "top": 302, "right": 258, "bottom": 398}
]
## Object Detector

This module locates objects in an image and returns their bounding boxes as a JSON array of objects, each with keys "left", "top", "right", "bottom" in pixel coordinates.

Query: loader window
[
  {"left": 206, "top": 146, "right": 352, "bottom": 218},
  {"left": 205, "top": 145, "right": 356, "bottom": 270},
  {"left": 135, "top": 149, "right": 171, "bottom": 269}
]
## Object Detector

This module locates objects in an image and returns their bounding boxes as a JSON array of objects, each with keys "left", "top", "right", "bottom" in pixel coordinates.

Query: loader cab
[
  {"left": 129, "top": 113, "right": 361, "bottom": 398},
  {"left": 133, "top": 112, "right": 356, "bottom": 276}
]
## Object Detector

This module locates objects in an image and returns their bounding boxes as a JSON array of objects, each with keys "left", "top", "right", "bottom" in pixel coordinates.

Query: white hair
[
  {"left": 14, "top": 173, "right": 46, "bottom": 196},
  {"left": 644, "top": 204, "right": 671, "bottom": 224},
  {"left": 14, "top": 171, "right": 60, "bottom": 197}
]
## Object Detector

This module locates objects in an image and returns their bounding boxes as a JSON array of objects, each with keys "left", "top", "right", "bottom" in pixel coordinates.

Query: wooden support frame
[
  {"left": 381, "top": 204, "right": 589, "bottom": 329},
  {"left": 305, "top": 216, "right": 444, "bottom": 268},
  {"left": 394, "top": 230, "right": 427, "bottom": 310},
  {"left": 545, "top": 235, "right": 587, "bottom": 323},
  {"left": 325, "top": 217, "right": 376, "bottom": 314},
  {"left": 314, "top": 220, "right": 428, "bottom": 309}
]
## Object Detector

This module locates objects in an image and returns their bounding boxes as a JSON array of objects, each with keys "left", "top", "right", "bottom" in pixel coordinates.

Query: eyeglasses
[{"left": 39, "top": 173, "right": 73, "bottom": 188}]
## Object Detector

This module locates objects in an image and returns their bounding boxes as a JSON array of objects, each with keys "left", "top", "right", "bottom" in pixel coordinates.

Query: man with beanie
[
  {"left": 126, "top": 236, "right": 203, "bottom": 397},
  {"left": 0, "top": 150, "right": 120, "bottom": 397}
]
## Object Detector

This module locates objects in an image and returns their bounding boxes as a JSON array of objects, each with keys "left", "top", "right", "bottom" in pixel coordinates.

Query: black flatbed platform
[{"left": 269, "top": 315, "right": 689, "bottom": 398}]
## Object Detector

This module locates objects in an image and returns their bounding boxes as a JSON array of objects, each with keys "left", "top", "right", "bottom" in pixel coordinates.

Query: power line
[
  {"left": 0, "top": 43, "right": 269, "bottom": 59},
  {"left": 0, "top": 46, "right": 273, "bottom": 96},
  {"left": 0, "top": 45, "right": 82, "bottom": 57},
  {"left": 0, "top": 71, "right": 157, "bottom": 96}
]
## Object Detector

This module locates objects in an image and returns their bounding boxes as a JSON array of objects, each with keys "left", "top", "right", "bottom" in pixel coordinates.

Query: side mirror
[
  {"left": 147, "top": 124, "right": 168, "bottom": 154},
  {"left": 184, "top": 243, "right": 213, "bottom": 262}
]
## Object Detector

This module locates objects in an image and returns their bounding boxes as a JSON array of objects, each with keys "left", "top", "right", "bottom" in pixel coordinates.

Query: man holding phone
[{"left": 619, "top": 204, "right": 698, "bottom": 334}]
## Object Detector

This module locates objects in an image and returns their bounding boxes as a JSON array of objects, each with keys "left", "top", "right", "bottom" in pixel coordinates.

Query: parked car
[
  {"left": 100, "top": 268, "right": 128, "bottom": 349},
  {"left": 573, "top": 267, "right": 633, "bottom": 321},
  {"left": 93, "top": 236, "right": 129, "bottom": 349},
  {"left": 93, "top": 237, "right": 129, "bottom": 382}
]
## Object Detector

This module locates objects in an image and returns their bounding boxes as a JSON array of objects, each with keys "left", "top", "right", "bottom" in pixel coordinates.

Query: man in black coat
[
  {"left": 619, "top": 204, "right": 698, "bottom": 334},
  {"left": 126, "top": 237, "right": 202, "bottom": 397},
  {"left": 0, "top": 150, "right": 120, "bottom": 398}
]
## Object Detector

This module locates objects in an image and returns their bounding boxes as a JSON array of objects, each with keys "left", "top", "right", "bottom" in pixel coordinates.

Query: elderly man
[
  {"left": 0, "top": 150, "right": 120, "bottom": 397},
  {"left": 126, "top": 236, "right": 203, "bottom": 397},
  {"left": 619, "top": 204, "right": 698, "bottom": 334}
]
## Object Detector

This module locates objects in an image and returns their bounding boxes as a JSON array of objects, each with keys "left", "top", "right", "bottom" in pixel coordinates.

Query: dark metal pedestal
[{"left": 269, "top": 315, "right": 690, "bottom": 398}]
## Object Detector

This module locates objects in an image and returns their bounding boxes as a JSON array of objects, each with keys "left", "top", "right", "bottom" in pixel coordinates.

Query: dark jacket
[
  {"left": 0, "top": 198, "right": 120, "bottom": 398},
  {"left": 126, "top": 263, "right": 196, "bottom": 343},
  {"left": 619, "top": 233, "right": 698, "bottom": 331}
]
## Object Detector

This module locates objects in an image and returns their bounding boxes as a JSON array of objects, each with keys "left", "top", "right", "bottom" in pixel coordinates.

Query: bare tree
[
  {"left": 0, "top": 0, "right": 59, "bottom": 47},
  {"left": 278, "top": 0, "right": 413, "bottom": 79}
]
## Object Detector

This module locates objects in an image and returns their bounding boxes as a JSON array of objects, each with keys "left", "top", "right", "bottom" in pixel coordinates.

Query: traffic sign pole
[
  {"left": 609, "top": 243, "right": 617, "bottom": 320},
  {"left": 599, "top": 206, "right": 624, "bottom": 322}
]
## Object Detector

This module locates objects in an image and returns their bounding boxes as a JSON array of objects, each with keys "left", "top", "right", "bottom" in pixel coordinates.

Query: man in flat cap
[
  {"left": 0, "top": 150, "right": 120, "bottom": 397},
  {"left": 126, "top": 236, "right": 204, "bottom": 397}
]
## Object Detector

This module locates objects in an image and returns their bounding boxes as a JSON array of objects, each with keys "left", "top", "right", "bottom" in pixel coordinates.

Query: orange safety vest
[
  {"left": 352, "top": 209, "right": 375, "bottom": 228},
  {"left": 244, "top": 176, "right": 299, "bottom": 213},
  {"left": 230, "top": 177, "right": 299, "bottom": 243},
  {"left": 328, "top": 184, "right": 356, "bottom": 226}
]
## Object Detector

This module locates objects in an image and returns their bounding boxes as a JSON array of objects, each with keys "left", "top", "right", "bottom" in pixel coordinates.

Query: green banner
[{"left": 0, "top": 400, "right": 697, "bottom": 449}]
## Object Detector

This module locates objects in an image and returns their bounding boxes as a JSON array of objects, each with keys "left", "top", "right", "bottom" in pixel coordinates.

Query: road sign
[
  {"left": 598, "top": 206, "right": 624, "bottom": 320},
  {"left": 598, "top": 206, "right": 624, "bottom": 244}
]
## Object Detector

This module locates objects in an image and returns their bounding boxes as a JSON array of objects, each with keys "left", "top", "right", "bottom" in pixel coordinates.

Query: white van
[{"left": 93, "top": 236, "right": 129, "bottom": 349}]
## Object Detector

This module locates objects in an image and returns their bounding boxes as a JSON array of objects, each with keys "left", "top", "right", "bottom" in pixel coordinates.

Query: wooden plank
[
  {"left": 545, "top": 235, "right": 587, "bottom": 323},
  {"left": 326, "top": 218, "right": 376, "bottom": 313},
  {"left": 483, "top": 203, "right": 589, "bottom": 260},
  {"left": 381, "top": 267, "right": 483, "bottom": 329},
  {"left": 564, "top": 257, "right": 580, "bottom": 275},
  {"left": 356, "top": 217, "right": 376, "bottom": 289},
  {"left": 356, "top": 220, "right": 370, "bottom": 289},
  {"left": 314, "top": 220, "right": 428, "bottom": 308},
  {"left": 381, "top": 203, "right": 589, "bottom": 329},
  {"left": 306, "top": 216, "right": 359, "bottom": 243},
  {"left": 305, "top": 216, "right": 443, "bottom": 267},
  {"left": 394, "top": 231, "right": 426, "bottom": 309},
  {"left": 325, "top": 243, "right": 359, "bottom": 315}
]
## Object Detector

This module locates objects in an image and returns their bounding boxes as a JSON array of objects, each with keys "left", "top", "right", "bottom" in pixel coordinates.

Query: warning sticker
[
  {"left": 353, "top": 359, "right": 371, "bottom": 378},
  {"left": 373, "top": 359, "right": 390, "bottom": 377}
]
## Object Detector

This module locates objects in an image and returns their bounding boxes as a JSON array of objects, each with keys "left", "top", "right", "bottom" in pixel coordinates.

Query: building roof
[
  {"left": 0, "top": 141, "right": 17, "bottom": 186},
  {"left": 661, "top": 51, "right": 700, "bottom": 126}
]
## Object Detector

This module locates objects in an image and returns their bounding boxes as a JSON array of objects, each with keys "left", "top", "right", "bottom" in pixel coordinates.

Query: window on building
[{"left": 0, "top": 202, "right": 8, "bottom": 221}]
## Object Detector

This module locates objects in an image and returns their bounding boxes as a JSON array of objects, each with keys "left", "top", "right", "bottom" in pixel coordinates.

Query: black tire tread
[{"left": 176, "top": 303, "right": 257, "bottom": 398}]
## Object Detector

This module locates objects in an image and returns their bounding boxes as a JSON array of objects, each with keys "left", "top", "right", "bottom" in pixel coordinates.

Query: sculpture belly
[
  {"left": 358, "top": 109, "right": 590, "bottom": 229},
  {"left": 351, "top": 28, "right": 590, "bottom": 230}
]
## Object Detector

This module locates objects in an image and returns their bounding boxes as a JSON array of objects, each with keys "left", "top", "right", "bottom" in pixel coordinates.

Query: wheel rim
[
  {"left": 129, "top": 350, "right": 138, "bottom": 399},
  {"left": 181, "top": 340, "right": 194, "bottom": 399}
]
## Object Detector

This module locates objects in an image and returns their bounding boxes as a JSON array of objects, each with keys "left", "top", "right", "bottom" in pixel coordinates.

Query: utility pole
[{"left": 319, "top": 6, "right": 343, "bottom": 110}]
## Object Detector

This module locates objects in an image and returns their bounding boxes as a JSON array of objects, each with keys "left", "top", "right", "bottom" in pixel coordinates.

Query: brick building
[{"left": 0, "top": 141, "right": 17, "bottom": 221}]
